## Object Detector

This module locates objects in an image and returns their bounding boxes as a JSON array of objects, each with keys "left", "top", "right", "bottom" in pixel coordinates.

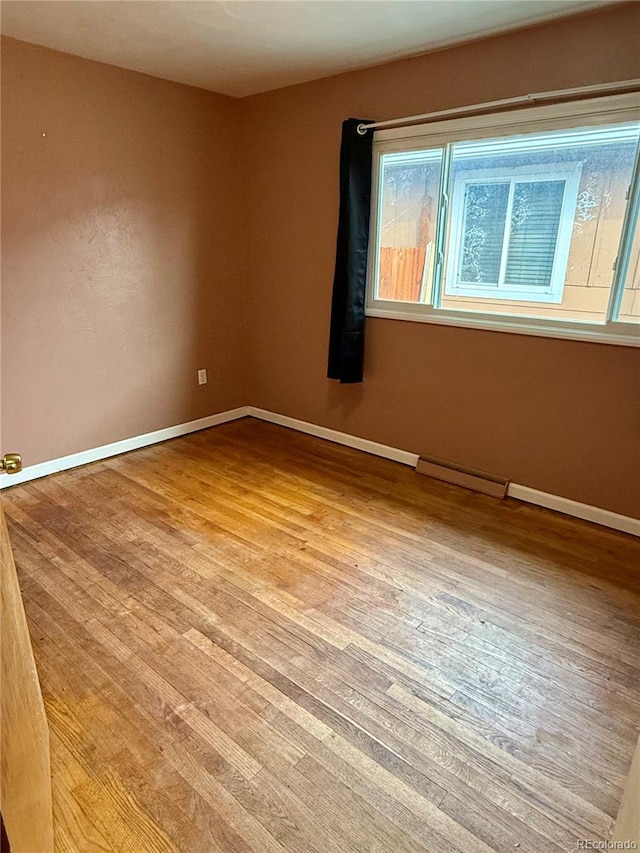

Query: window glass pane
[
  {"left": 459, "top": 182, "right": 509, "bottom": 285},
  {"left": 375, "top": 148, "right": 443, "bottom": 303},
  {"left": 618, "top": 217, "right": 640, "bottom": 324},
  {"left": 441, "top": 123, "right": 640, "bottom": 323},
  {"left": 505, "top": 180, "right": 565, "bottom": 288}
]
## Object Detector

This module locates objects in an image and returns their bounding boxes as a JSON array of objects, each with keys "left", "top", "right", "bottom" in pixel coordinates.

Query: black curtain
[{"left": 327, "top": 118, "right": 375, "bottom": 384}]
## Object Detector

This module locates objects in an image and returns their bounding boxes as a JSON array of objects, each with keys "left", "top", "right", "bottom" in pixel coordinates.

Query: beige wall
[
  {"left": 1, "top": 37, "right": 247, "bottom": 468},
  {"left": 2, "top": 5, "right": 640, "bottom": 519},
  {"left": 239, "top": 4, "right": 640, "bottom": 519},
  {"left": 612, "top": 735, "right": 640, "bottom": 846}
]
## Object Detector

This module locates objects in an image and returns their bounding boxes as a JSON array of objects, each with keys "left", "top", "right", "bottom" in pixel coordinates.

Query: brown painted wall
[
  {"left": 239, "top": 4, "right": 640, "bottom": 519},
  {"left": 2, "top": 6, "right": 640, "bottom": 518},
  {"left": 1, "top": 37, "right": 247, "bottom": 468}
]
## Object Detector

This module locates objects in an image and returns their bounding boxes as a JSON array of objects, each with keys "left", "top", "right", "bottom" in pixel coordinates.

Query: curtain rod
[{"left": 356, "top": 79, "right": 640, "bottom": 135}]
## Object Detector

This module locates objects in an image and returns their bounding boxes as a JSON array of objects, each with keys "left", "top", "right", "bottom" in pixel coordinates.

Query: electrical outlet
[{"left": 197, "top": 368, "right": 208, "bottom": 386}]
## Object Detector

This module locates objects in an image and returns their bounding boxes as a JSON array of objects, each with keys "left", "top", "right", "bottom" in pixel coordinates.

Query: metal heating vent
[{"left": 416, "top": 455, "right": 509, "bottom": 499}]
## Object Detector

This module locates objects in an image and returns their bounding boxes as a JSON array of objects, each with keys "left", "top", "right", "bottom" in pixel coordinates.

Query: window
[
  {"left": 367, "top": 94, "right": 640, "bottom": 345},
  {"left": 447, "top": 161, "right": 581, "bottom": 303},
  {"left": 619, "top": 214, "right": 640, "bottom": 323}
]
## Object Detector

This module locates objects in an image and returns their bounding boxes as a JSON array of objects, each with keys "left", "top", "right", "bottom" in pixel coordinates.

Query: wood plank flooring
[{"left": 4, "top": 417, "right": 640, "bottom": 852}]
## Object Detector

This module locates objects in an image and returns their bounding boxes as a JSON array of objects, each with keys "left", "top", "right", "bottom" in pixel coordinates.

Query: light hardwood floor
[{"left": 4, "top": 417, "right": 640, "bottom": 853}]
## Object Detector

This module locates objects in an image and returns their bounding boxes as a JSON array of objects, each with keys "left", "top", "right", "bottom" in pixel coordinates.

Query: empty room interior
[{"left": 1, "top": 1, "right": 640, "bottom": 851}]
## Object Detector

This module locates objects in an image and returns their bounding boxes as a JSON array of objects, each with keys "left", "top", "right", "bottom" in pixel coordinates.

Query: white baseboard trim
[
  {"left": 247, "top": 407, "right": 420, "bottom": 467},
  {"left": 247, "top": 408, "right": 639, "bottom": 537},
  {"left": 4, "top": 403, "right": 638, "bottom": 537},
  {"left": 0, "top": 407, "right": 251, "bottom": 489},
  {"left": 506, "top": 484, "right": 640, "bottom": 538}
]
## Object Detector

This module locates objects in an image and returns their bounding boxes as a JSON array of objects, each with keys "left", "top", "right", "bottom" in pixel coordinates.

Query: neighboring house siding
[{"left": 379, "top": 154, "right": 639, "bottom": 323}]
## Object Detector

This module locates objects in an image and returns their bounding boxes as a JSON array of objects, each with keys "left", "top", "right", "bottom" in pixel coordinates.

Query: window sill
[{"left": 365, "top": 306, "right": 640, "bottom": 347}]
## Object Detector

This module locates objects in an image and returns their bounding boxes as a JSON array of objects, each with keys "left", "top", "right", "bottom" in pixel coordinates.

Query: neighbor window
[{"left": 367, "top": 94, "right": 640, "bottom": 345}]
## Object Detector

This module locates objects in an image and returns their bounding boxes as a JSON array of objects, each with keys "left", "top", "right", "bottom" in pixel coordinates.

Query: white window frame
[
  {"left": 446, "top": 162, "right": 582, "bottom": 303},
  {"left": 366, "top": 93, "right": 640, "bottom": 347}
]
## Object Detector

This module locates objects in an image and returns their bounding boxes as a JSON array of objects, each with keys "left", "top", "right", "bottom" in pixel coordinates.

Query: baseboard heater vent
[{"left": 416, "top": 455, "right": 509, "bottom": 499}]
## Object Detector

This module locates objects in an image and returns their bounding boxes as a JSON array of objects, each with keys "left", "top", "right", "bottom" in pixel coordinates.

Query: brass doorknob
[{"left": 0, "top": 453, "right": 22, "bottom": 474}]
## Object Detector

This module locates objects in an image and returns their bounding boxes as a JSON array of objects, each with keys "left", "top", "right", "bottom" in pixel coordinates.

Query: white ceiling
[{"left": 0, "top": 0, "right": 616, "bottom": 98}]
